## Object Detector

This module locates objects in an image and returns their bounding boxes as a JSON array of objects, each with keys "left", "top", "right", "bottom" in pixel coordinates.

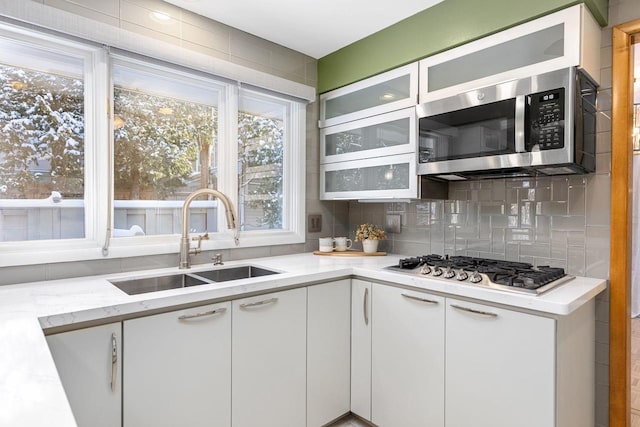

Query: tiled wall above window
[{"left": 28, "top": 0, "right": 317, "bottom": 87}]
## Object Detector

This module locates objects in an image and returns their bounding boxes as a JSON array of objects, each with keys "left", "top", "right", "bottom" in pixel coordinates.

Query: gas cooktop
[{"left": 386, "top": 254, "right": 574, "bottom": 295}]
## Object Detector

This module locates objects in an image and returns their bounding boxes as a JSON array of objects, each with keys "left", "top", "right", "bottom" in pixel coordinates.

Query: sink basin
[
  {"left": 110, "top": 274, "right": 207, "bottom": 295},
  {"left": 109, "top": 265, "right": 280, "bottom": 295},
  {"left": 191, "top": 266, "right": 279, "bottom": 282}
]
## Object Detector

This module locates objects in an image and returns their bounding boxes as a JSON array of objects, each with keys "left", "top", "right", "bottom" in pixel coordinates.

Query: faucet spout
[{"left": 179, "top": 188, "right": 238, "bottom": 269}]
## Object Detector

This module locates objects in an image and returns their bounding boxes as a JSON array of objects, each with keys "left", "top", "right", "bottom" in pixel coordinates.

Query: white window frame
[{"left": 0, "top": 24, "right": 306, "bottom": 267}]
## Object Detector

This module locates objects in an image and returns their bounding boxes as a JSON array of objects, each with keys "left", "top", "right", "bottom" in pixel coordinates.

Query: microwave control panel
[{"left": 526, "top": 88, "right": 565, "bottom": 151}]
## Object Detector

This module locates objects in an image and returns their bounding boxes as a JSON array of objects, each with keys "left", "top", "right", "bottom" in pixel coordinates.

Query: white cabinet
[
  {"left": 371, "top": 284, "right": 445, "bottom": 427},
  {"left": 46, "top": 322, "right": 121, "bottom": 427},
  {"left": 445, "top": 298, "right": 555, "bottom": 427},
  {"left": 123, "top": 302, "right": 231, "bottom": 427},
  {"left": 320, "top": 107, "right": 416, "bottom": 164},
  {"left": 232, "top": 287, "right": 307, "bottom": 427},
  {"left": 307, "top": 280, "right": 351, "bottom": 427},
  {"left": 419, "top": 4, "right": 601, "bottom": 103},
  {"left": 319, "top": 63, "right": 418, "bottom": 128},
  {"left": 350, "top": 279, "right": 372, "bottom": 421},
  {"left": 321, "top": 153, "right": 417, "bottom": 200}
]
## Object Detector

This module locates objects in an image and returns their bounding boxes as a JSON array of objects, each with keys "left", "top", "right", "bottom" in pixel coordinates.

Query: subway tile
[
  {"left": 491, "top": 179, "right": 506, "bottom": 201},
  {"left": 567, "top": 230, "right": 586, "bottom": 246},
  {"left": 121, "top": 253, "right": 177, "bottom": 271},
  {"left": 506, "top": 228, "right": 533, "bottom": 242},
  {"left": 585, "top": 174, "right": 611, "bottom": 226},
  {"left": 121, "top": 0, "right": 180, "bottom": 16},
  {"left": 536, "top": 200, "right": 568, "bottom": 216},
  {"left": 596, "top": 130, "right": 611, "bottom": 153},
  {"left": 597, "top": 88, "right": 612, "bottom": 112},
  {"left": 230, "top": 55, "right": 271, "bottom": 75},
  {"left": 46, "top": 258, "right": 123, "bottom": 280},
  {"left": 596, "top": 152, "right": 611, "bottom": 174},
  {"left": 585, "top": 226, "right": 610, "bottom": 279},
  {"left": 0, "top": 264, "right": 47, "bottom": 286},
  {"left": 270, "top": 45, "right": 308, "bottom": 79},
  {"left": 568, "top": 183, "right": 586, "bottom": 215},
  {"left": 479, "top": 202, "right": 504, "bottom": 215},
  {"left": 567, "top": 246, "right": 586, "bottom": 276},
  {"left": 596, "top": 110, "right": 611, "bottom": 133},
  {"left": 269, "top": 243, "right": 305, "bottom": 256},
  {"left": 393, "top": 240, "right": 429, "bottom": 256},
  {"left": 505, "top": 243, "right": 519, "bottom": 261},
  {"left": 520, "top": 242, "right": 550, "bottom": 258},
  {"left": 551, "top": 178, "right": 569, "bottom": 201},
  {"left": 181, "top": 21, "right": 230, "bottom": 53},
  {"left": 551, "top": 215, "right": 586, "bottom": 231},
  {"left": 520, "top": 202, "right": 533, "bottom": 227},
  {"left": 181, "top": 40, "right": 229, "bottom": 61},
  {"left": 230, "top": 30, "right": 271, "bottom": 66},
  {"left": 599, "top": 66, "right": 612, "bottom": 90},
  {"left": 63, "top": 0, "right": 119, "bottom": 16},
  {"left": 120, "top": 21, "right": 181, "bottom": 46},
  {"left": 479, "top": 215, "right": 490, "bottom": 239},
  {"left": 44, "top": 0, "right": 119, "bottom": 25},
  {"left": 534, "top": 215, "right": 551, "bottom": 242},
  {"left": 305, "top": 60, "right": 317, "bottom": 86}
]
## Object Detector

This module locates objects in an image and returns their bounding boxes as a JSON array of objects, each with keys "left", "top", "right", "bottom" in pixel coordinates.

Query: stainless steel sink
[
  {"left": 110, "top": 265, "right": 280, "bottom": 295},
  {"left": 192, "top": 265, "right": 279, "bottom": 282},
  {"left": 110, "top": 274, "right": 207, "bottom": 295}
]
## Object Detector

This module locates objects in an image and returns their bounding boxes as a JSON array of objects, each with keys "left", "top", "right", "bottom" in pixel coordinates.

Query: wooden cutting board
[{"left": 313, "top": 250, "right": 386, "bottom": 256}]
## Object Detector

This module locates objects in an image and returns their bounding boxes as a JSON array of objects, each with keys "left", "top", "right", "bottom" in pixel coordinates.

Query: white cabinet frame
[
  {"left": 319, "top": 63, "right": 418, "bottom": 128},
  {"left": 419, "top": 4, "right": 600, "bottom": 103},
  {"left": 320, "top": 153, "right": 418, "bottom": 200},
  {"left": 320, "top": 107, "right": 417, "bottom": 165}
]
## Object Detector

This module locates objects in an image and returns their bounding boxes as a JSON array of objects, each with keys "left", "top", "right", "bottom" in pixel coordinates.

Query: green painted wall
[{"left": 317, "top": 0, "right": 608, "bottom": 93}]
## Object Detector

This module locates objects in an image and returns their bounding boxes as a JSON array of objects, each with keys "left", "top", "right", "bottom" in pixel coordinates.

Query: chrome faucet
[{"left": 179, "top": 188, "right": 238, "bottom": 269}]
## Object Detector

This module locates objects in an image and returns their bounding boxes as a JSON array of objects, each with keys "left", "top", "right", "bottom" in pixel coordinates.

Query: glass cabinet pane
[
  {"left": 325, "top": 75, "right": 410, "bottom": 120},
  {"left": 325, "top": 118, "right": 409, "bottom": 157},
  {"left": 428, "top": 24, "right": 564, "bottom": 92},
  {"left": 325, "top": 163, "right": 410, "bottom": 193}
]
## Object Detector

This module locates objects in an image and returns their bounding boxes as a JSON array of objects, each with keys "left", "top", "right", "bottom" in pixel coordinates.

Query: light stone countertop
[{"left": 0, "top": 253, "right": 606, "bottom": 427}]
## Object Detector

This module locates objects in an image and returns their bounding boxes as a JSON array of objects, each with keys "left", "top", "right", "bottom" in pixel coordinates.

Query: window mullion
[{"left": 217, "top": 84, "right": 240, "bottom": 237}]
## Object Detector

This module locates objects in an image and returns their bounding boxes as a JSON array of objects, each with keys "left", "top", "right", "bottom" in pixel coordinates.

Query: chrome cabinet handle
[
  {"left": 401, "top": 293, "right": 438, "bottom": 304},
  {"left": 110, "top": 333, "right": 117, "bottom": 393},
  {"left": 364, "top": 287, "right": 369, "bottom": 326},
  {"left": 240, "top": 297, "right": 278, "bottom": 309},
  {"left": 450, "top": 304, "right": 498, "bottom": 318},
  {"left": 178, "top": 307, "right": 227, "bottom": 320}
]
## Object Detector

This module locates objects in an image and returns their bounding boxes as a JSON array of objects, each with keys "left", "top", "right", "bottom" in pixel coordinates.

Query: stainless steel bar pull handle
[
  {"left": 364, "top": 287, "right": 369, "bottom": 326},
  {"left": 240, "top": 297, "right": 278, "bottom": 309},
  {"left": 110, "top": 333, "right": 117, "bottom": 393},
  {"left": 178, "top": 307, "right": 227, "bottom": 320},
  {"left": 450, "top": 304, "right": 498, "bottom": 318},
  {"left": 401, "top": 293, "right": 438, "bottom": 304}
]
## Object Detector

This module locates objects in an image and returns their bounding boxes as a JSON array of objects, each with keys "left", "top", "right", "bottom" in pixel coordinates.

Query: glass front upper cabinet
[
  {"left": 320, "top": 154, "right": 417, "bottom": 200},
  {"left": 419, "top": 4, "right": 600, "bottom": 103},
  {"left": 320, "top": 107, "right": 416, "bottom": 164},
  {"left": 319, "top": 63, "right": 418, "bottom": 128}
]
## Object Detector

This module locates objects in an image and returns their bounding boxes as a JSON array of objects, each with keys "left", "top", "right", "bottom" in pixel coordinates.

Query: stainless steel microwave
[{"left": 416, "top": 67, "right": 597, "bottom": 180}]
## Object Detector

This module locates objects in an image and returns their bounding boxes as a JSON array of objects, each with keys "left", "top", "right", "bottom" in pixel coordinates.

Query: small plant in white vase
[{"left": 354, "top": 223, "right": 386, "bottom": 254}]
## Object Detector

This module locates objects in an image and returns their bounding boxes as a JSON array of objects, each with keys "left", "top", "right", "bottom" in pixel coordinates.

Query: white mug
[
  {"left": 334, "top": 236, "right": 352, "bottom": 252},
  {"left": 318, "top": 237, "right": 334, "bottom": 252}
]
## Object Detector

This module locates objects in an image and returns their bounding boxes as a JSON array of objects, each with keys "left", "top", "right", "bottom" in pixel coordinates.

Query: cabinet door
[
  {"left": 445, "top": 298, "right": 555, "bottom": 427},
  {"left": 46, "top": 322, "right": 121, "bottom": 427},
  {"left": 320, "top": 153, "right": 417, "bottom": 200},
  {"left": 232, "top": 288, "right": 307, "bottom": 427},
  {"left": 123, "top": 302, "right": 231, "bottom": 427},
  {"left": 307, "top": 280, "right": 351, "bottom": 427},
  {"left": 321, "top": 107, "right": 416, "bottom": 164},
  {"left": 419, "top": 5, "right": 586, "bottom": 103},
  {"left": 371, "top": 285, "right": 445, "bottom": 427},
  {"left": 319, "top": 63, "right": 418, "bottom": 128},
  {"left": 351, "top": 279, "right": 371, "bottom": 420}
]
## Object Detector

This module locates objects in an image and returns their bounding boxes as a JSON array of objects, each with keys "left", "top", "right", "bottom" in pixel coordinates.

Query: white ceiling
[{"left": 163, "top": 0, "right": 445, "bottom": 59}]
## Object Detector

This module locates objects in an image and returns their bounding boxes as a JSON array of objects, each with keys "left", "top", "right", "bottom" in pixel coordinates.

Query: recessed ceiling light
[{"left": 150, "top": 11, "right": 171, "bottom": 22}]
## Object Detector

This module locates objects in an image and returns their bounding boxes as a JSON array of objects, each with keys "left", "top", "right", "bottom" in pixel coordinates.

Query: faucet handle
[
  {"left": 191, "top": 232, "right": 209, "bottom": 241},
  {"left": 212, "top": 253, "right": 224, "bottom": 266}
]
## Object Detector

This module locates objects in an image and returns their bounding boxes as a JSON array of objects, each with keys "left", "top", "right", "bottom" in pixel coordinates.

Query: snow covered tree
[{"left": 0, "top": 64, "right": 84, "bottom": 199}]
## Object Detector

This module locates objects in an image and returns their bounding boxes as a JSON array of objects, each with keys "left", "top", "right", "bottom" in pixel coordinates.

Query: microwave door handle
[{"left": 515, "top": 95, "right": 526, "bottom": 153}]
